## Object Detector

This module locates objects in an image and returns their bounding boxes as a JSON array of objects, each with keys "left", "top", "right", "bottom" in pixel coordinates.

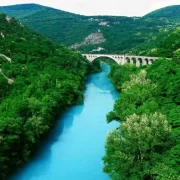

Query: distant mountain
[
  {"left": 0, "top": 4, "right": 45, "bottom": 19},
  {"left": 0, "top": 4, "right": 179, "bottom": 55},
  {"left": 145, "top": 5, "right": 180, "bottom": 20}
]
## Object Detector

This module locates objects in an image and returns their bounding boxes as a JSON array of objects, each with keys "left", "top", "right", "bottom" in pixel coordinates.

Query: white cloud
[{"left": 0, "top": 0, "right": 179, "bottom": 16}]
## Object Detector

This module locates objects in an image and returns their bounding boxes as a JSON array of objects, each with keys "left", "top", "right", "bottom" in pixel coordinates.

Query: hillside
[
  {"left": 0, "top": 4, "right": 179, "bottom": 55},
  {"left": 0, "top": 13, "right": 92, "bottom": 179},
  {"left": 132, "top": 28, "right": 180, "bottom": 59},
  {"left": 145, "top": 5, "right": 180, "bottom": 20}
]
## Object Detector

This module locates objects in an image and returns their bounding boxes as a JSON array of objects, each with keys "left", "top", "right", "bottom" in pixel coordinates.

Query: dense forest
[
  {"left": 0, "top": 13, "right": 95, "bottom": 179},
  {"left": 103, "top": 56, "right": 180, "bottom": 178},
  {"left": 0, "top": 4, "right": 179, "bottom": 54}
]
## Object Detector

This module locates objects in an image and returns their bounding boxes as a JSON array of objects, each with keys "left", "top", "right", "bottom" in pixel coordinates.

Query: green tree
[
  {"left": 103, "top": 113, "right": 172, "bottom": 180},
  {"left": 107, "top": 70, "right": 159, "bottom": 123}
]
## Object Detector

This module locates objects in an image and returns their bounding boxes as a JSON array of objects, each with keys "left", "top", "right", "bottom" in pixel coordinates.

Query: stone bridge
[{"left": 82, "top": 54, "right": 158, "bottom": 66}]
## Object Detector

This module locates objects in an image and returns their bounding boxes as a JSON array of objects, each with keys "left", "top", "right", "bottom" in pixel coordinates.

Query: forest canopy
[{"left": 104, "top": 58, "right": 180, "bottom": 180}]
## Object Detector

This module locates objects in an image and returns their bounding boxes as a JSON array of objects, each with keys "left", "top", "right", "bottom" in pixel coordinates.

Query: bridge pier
[
  {"left": 136, "top": 60, "right": 140, "bottom": 67},
  {"left": 120, "top": 56, "right": 124, "bottom": 65},
  {"left": 148, "top": 60, "right": 152, "bottom": 65},
  {"left": 130, "top": 58, "right": 134, "bottom": 65}
]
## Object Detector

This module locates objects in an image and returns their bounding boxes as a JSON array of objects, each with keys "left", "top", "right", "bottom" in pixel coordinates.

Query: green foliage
[
  {"left": 0, "top": 76, "right": 11, "bottom": 101},
  {"left": 103, "top": 113, "right": 171, "bottom": 180},
  {"left": 108, "top": 64, "right": 139, "bottom": 91},
  {"left": 157, "top": 29, "right": 180, "bottom": 58},
  {"left": 0, "top": 14, "right": 93, "bottom": 179},
  {"left": 104, "top": 59, "right": 180, "bottom": 179},
  {"left": 108, "top": 70, "right": 159, "bottom": 122},
  {"left": 146, "top": 59, "right": 180, "bottom": 105}
]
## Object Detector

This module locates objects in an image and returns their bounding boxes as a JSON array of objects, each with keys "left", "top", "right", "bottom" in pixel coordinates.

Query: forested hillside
[
  {"left": 133, "top": 28, "right": 180, "bottom": 59},
  {"left": 0, "top": 4, "right": 179, "bottom": 55},
  {"left": 0, "top": 13, "right": 93, "bottom": 179}
]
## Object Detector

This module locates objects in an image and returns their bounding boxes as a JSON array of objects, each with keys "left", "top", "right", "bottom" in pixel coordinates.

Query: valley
[{"left": 0, "top": 3, "right": 179, "bottom": 180}]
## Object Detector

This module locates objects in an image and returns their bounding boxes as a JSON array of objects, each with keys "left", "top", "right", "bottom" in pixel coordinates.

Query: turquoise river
[{"left": 11, "top": 64, "right": 119, "bottom": 180}]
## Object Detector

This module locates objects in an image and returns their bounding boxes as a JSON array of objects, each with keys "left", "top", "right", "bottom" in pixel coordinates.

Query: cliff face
[{"left": 70, "top": 30, "right": 106, "bottom": 49}]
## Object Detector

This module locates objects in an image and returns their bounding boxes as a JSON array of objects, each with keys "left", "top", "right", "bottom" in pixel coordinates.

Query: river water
[{"left": 11, "top": 64, "right": 119, "bottom": 180}]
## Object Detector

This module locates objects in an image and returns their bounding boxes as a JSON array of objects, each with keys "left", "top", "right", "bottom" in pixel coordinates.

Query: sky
[{"left": 0, "top": 0, "right": 179, "bottom": 16}]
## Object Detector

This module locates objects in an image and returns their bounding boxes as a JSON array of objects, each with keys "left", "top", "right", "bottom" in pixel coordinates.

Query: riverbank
[{"left": 103, "top": 59, "right": 180, "bottom": 180}]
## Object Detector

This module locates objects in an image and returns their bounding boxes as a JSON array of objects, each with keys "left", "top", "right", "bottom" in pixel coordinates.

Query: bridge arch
[
  {"left": 131, "top": 57, "right": 136, "bottom": 65},
  {"left": 137, "top": 58, "right": 143, "bottom": 66},
  {"left": 91, "top": 56, "right": 119, "bottom": 64},
  {"left": 82, "top": 54, "right": 124, "bottom": 64},
  {"left": 144, "top": 58, "right": 149, "bottom": 65},
  {"left": 148, "top": 59, "right": 154, "bottom": 64},
  {"left": 125, "top": 57, "right": 130, "bottom": 64}
]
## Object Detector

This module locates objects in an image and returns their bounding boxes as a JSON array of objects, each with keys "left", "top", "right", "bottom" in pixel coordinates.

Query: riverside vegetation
[
  {"left": 0, "top": 13, "right": 95, "bottom": 179},
  {"left": 103, "top": 50, "right": 180, "bottom": 179}
]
